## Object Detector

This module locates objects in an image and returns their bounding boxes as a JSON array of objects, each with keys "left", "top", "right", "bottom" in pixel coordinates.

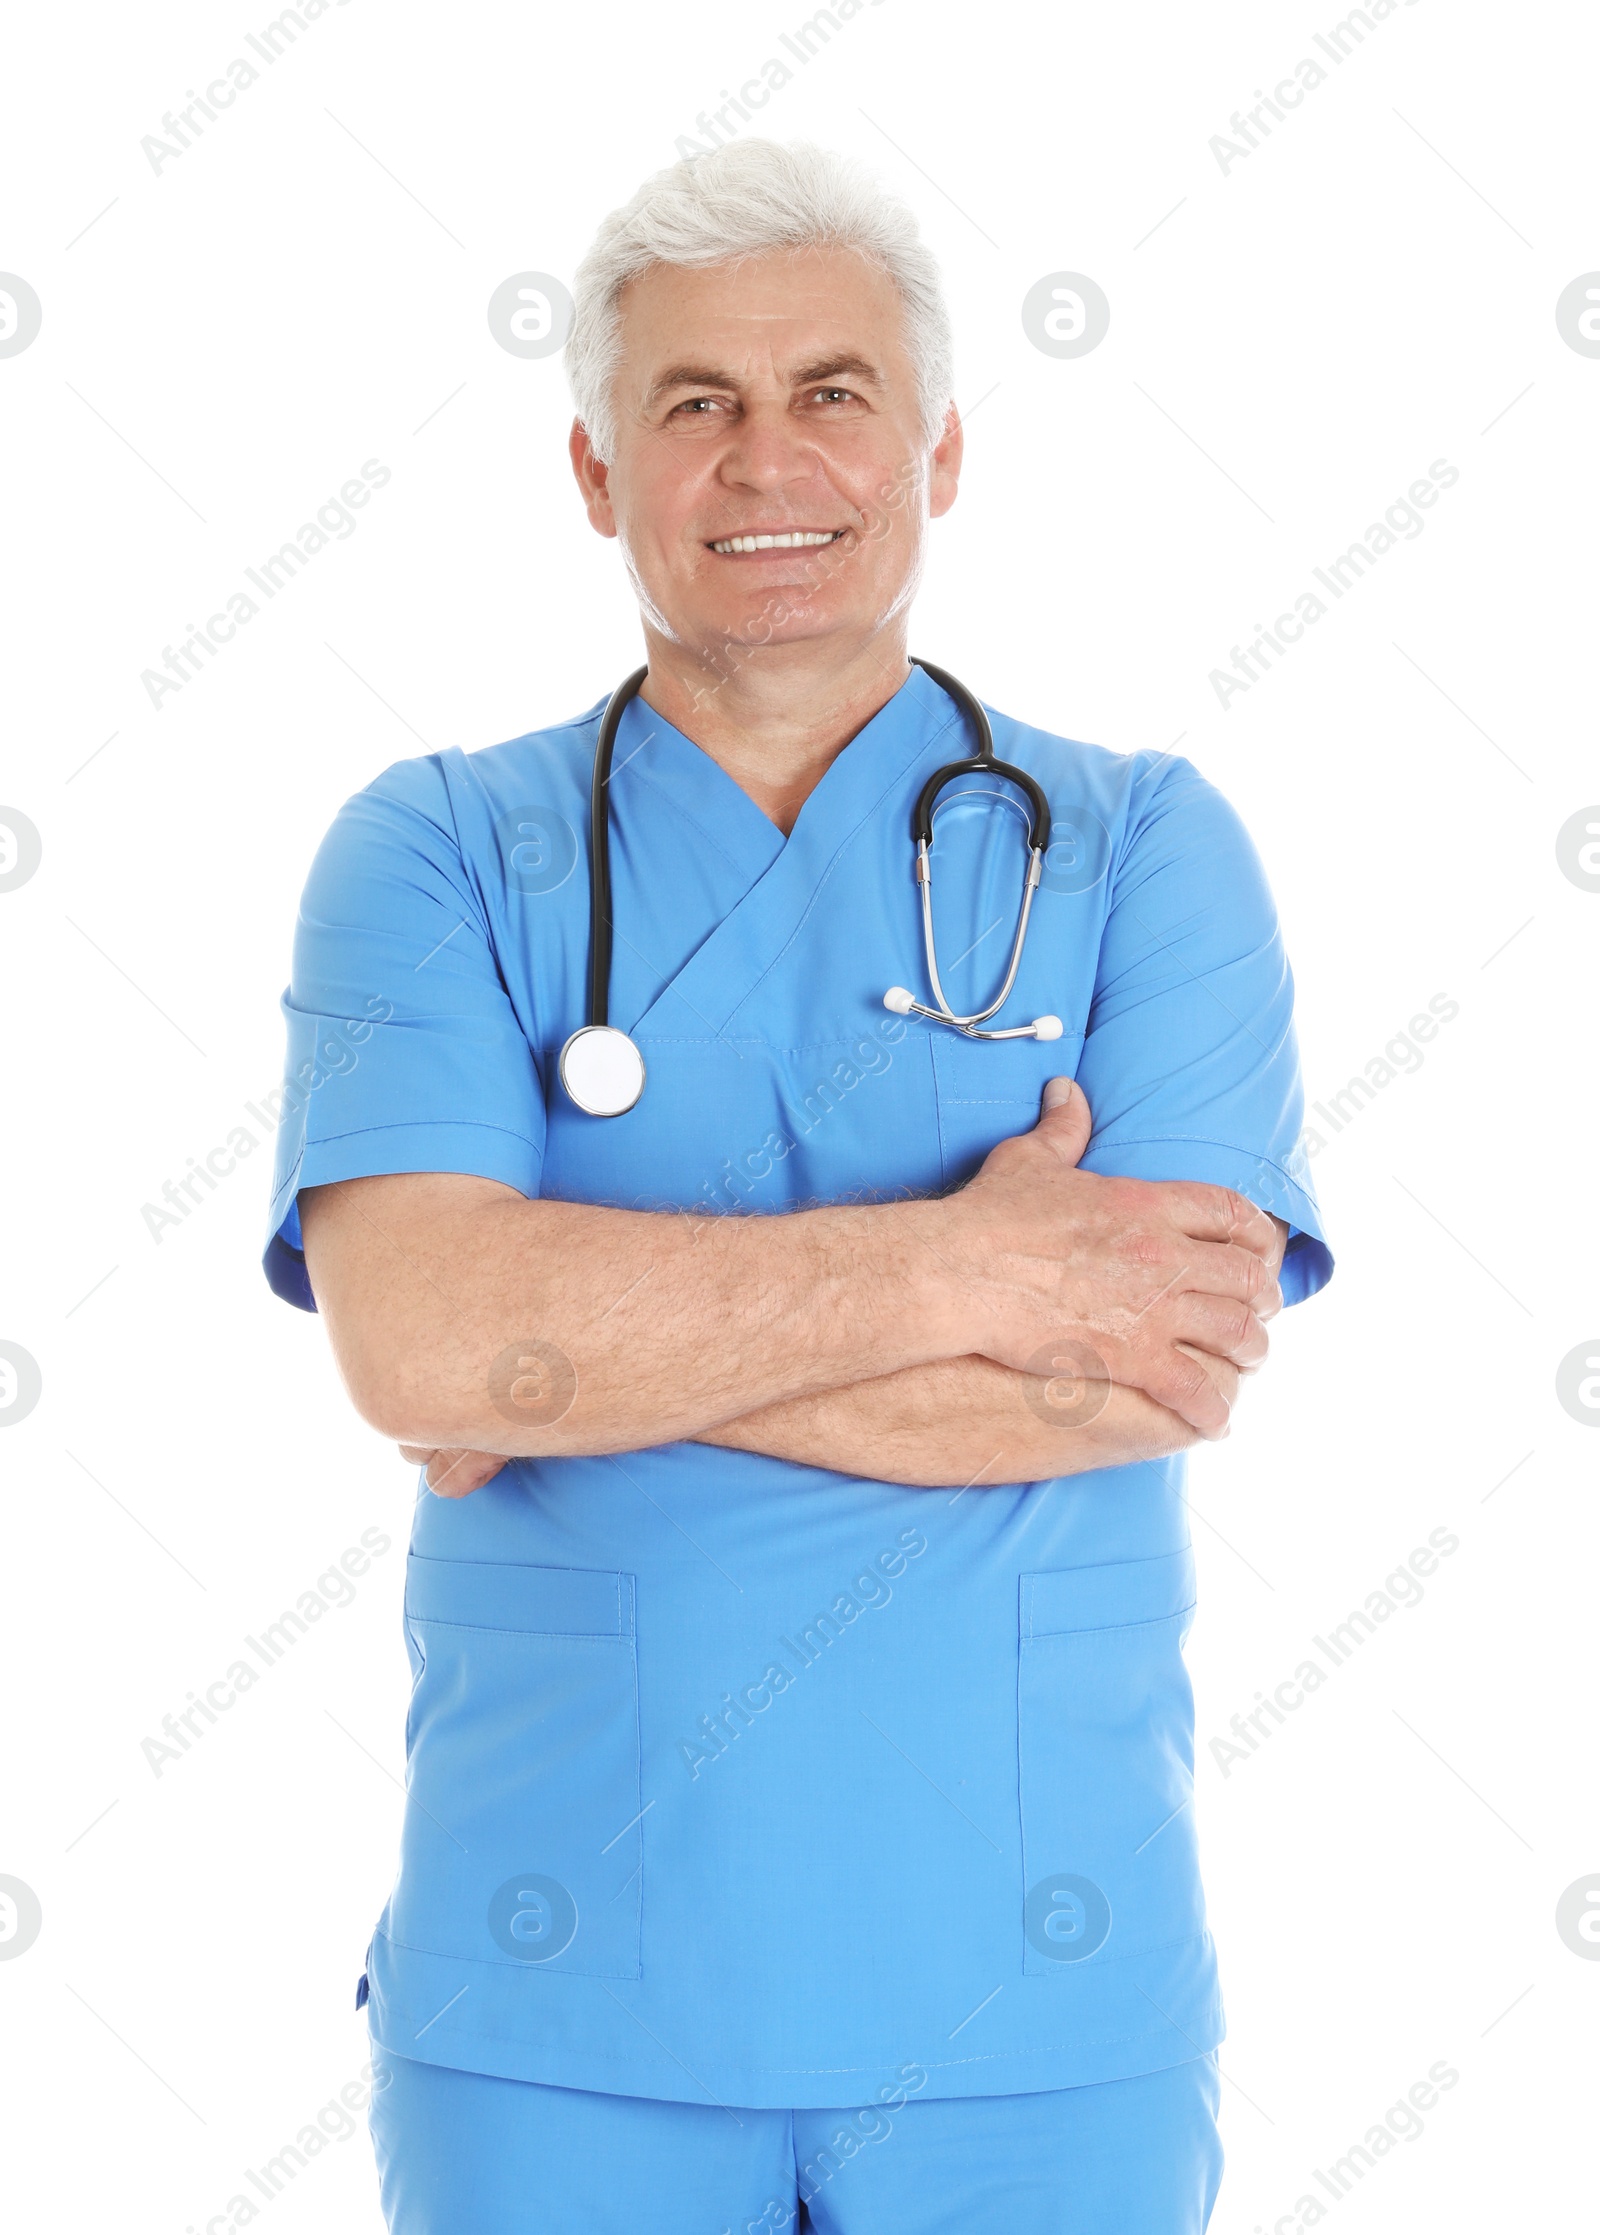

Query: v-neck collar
[
  {"left": 610, "top": 661, "right": 966, "bottom": 866},
  {"left": 616, "top": 662, "right": 968, "bottom": 1039},
  {"left": 608, "top": 690, "right": 787, "bottom": 885}
]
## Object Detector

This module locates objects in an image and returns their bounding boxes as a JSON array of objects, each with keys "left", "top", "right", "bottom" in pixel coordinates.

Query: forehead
[{"left": 613, "top": 245, "right": 909, "bottom": 380}]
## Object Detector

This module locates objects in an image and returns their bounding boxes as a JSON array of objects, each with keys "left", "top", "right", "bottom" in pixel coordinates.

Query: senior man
[{"left": 264, "top": 139, "right": 1331, "bottom": 2235}]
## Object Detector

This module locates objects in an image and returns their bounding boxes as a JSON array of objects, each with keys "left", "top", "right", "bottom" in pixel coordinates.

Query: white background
[{"left": 2, "top": 1, "right": 1596, "bottom": 2228}]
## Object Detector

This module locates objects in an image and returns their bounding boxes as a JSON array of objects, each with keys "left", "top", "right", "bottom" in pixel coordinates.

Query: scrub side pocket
[
  {"left": 1018, "top": 1549, "right": 1206, "bottom": 1978},
  {"left": 390, "top": 1555, "right": 642, "bottom": 1980}
]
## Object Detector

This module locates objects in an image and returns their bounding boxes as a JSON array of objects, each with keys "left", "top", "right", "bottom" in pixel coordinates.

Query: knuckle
[
  {"left": 1209, "top": 1186, "right": 1250, "bottom": 1236},
  {"left": 1235, "top": 1247, "right": 1268, "bottom": 1300},
  {"left": 1164, "top": 1353, "right": 1209, "bottom": 1406},
  {"left": 1227, "top": 1302, "right": 1261, "bottom": 1351}
]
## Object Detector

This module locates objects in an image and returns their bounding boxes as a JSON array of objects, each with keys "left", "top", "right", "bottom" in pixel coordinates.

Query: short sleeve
[
  {"left": 262, "top": 757, "right": 546, "bottom": 1311},
  {"left": 1074, "top": 759, "right": 1333, "bottom": 1305}
]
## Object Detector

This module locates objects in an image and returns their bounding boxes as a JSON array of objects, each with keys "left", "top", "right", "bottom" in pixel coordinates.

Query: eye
[{"left": 808, "top": 386, "right": 858, "bottom": 406}]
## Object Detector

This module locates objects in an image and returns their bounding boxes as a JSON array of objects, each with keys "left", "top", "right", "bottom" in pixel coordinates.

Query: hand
[
  {"left": 398, "top": 1444, "right": 510, "bottom": 1498},
  {"left": 933, "top": 1077, "right": 1284, "bottom": 1439}
]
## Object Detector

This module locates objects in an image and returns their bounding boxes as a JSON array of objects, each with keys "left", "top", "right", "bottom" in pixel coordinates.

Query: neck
[{"left": 637, "top": 627, "right": 913, "bottom": 836}]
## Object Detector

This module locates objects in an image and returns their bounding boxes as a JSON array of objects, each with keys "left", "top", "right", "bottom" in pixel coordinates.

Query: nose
[{"left": 716, "top": 400, "right": 826, "bottom": 493}]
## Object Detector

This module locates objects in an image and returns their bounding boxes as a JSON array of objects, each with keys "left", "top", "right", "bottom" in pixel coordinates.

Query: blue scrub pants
[{"left": 368, "top": 2045, "right": 1222, "bottom": 2234}]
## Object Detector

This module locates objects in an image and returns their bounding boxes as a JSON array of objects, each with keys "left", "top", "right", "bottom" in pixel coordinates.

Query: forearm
[
  {"left": 696, "top": 1355, "right": 1199, "bottom": 1488},
  {"left": 300, "top": 1175, "right": 965, "bottom": 1458},
  {"left": 304, "top": 1098, "right": 1288, "bottom": 1468}
]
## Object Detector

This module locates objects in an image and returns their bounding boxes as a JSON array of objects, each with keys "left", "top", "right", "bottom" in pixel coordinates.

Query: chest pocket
[
  {"left": 390, "top": 1556, "right": 642, "bottom": 1979},
  {"left": 930, "top": 1030, "right": 1086, "bottom": 1190}
]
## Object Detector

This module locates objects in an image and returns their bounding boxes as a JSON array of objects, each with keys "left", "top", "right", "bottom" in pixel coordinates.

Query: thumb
[{"left": 1036, "top": 1075, "right": 1091, "bottom": 1166}]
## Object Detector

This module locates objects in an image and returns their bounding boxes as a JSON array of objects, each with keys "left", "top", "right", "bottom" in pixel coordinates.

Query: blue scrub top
[{"left": 263, "top": 665, "right": 1331, "bottom": 2110}]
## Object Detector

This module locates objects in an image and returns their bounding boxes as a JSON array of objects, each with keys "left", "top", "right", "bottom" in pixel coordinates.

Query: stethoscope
[{"left": 556, "top": 657, "right": 1063, "bottom": 1118}]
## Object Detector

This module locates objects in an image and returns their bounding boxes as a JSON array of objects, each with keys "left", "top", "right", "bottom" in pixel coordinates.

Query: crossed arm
[{"left": 301, "top": 1076, "right": 1288, "bottom": 1496}]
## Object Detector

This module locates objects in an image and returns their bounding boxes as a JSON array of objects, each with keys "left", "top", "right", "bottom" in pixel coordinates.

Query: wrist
[{"left": 881, "top": 1194, "right": 977, "bottom": 1364}]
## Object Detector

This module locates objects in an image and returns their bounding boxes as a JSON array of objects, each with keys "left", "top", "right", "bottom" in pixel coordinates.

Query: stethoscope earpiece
[{"left": 883, "top": 989, "right": 1063, "bottom": 1042}]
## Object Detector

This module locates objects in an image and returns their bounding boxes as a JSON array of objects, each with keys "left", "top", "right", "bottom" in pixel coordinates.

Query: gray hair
[{"left": 566, "top": 139, "right": 954, "bottom": 465}]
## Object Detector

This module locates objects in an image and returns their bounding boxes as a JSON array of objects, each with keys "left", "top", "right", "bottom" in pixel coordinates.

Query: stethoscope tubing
[
  {"left": 577, "top": 657, "right": 1055, "bottom": 1065},
  {"left": 585, "top": 663, "right": 649, "bottom": 1031},
  {"left": 905, "top": 656, "right": 1052, "bottom": 852}
]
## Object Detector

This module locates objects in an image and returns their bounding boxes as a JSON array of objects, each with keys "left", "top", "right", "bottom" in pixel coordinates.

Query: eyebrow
[{"left": 643, "top": 353, "right": 887, "bottom": 410}]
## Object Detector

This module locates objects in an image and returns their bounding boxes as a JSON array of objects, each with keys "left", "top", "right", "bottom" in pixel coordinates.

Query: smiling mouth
[{"left": 707, "top": 529, "right": 849, "bottom": 554}]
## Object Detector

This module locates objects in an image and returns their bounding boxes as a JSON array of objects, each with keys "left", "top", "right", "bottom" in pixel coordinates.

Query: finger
[
  {"left": 430, "top": 1467, "right": 491, "bottom": 1498},
  {"left": 1173, "top": 1342, "right": 1241, "bottom": 1440},
  {"left": 426, "top": 1449, "right": 506, "bottom": 1498},
  {"left": 1032, "top": 1076, "right": 1092, "bottom": 1167},
  {"left": 1159, "top": 1182, "right": 1282, "bottom": 1261},
  {"left": 397, "top": 1445, "right": 435, "bottom": 1464},
  {"left": 1160, "top": 1237, "right": 1283, "bottom": 1318},
  {"left": 429, "top": 1466, "right": 478, "bottom": 1499},
  {"left": 446, "top": 1454, "right": 506, "bottom": 1495},
  {"left": 1165, "top": 1292, "right": 1271, "bottom": 1371},
  {"left": 1091, "top": 1382, "right": 1200, "bottom": 1463},
  {"left": 1134, "top": 1341, "right": 1239, "bottom": 1439}
]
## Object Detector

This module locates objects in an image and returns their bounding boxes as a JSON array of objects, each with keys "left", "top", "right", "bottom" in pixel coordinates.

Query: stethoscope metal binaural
[{"left": 556, "top": 657, "right": 1063, "bottom": 1118}]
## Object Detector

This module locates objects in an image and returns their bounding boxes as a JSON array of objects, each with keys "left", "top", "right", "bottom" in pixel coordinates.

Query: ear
[
  {"left": 569, "top": 418, "right": 618, "bottom": 539},
  {"left": 928, "top": 401, "right": 963, "bottom": 521}
]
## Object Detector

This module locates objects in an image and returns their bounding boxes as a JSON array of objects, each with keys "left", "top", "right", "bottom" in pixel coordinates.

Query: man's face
[{"left": 571, "top": 245, "right": 961, "bottom": 669}]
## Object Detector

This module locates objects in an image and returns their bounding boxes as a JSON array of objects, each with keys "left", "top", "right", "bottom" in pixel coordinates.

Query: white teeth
[{"left": 709, "top": 530, "right": 844, "bottom": 553}]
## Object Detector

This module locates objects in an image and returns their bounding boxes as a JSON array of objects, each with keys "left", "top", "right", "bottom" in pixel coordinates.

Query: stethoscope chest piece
[{"left": 558, "top": 1025, "right": 645, "bottom": 1118}]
